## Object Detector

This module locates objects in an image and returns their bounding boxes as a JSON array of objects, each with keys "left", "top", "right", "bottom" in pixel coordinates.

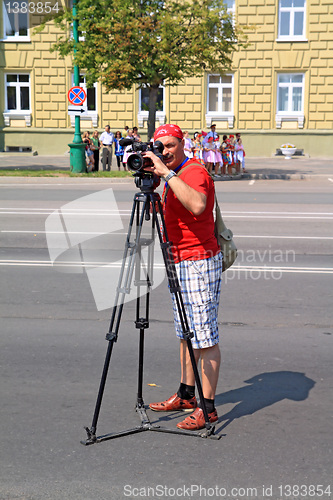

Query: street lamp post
[{"left": 68, "top": 0, "right": 86, "bottom": 173}]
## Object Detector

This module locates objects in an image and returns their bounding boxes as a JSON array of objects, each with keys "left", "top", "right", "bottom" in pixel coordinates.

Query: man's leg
[
  {"left": 107, "top": 147, "right": 112, "bottom": 171},
  {"left": 176, "top": 342, "right": 220, "bottom": 429},
  {"left": 180, "top": 340, "right": 220, "bottom": 400},
  {"left": 102, "top": 147, "right": 107, "bottom": 171}
]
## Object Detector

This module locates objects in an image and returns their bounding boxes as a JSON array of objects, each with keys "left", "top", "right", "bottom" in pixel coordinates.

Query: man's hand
[
  {"left": 142, "top": 151, "right": 170, "bottom": 178},
  {"left": 143, "top": 151, "right": 206, "bottom": 216}
]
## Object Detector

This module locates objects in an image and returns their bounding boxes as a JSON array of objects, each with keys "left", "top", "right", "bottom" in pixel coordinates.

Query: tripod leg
[
  {"left": 82, "top": 340, "right": 114, "bottom": 444},
  {"left": 82, "top": 195, "right": 151, "bottom": 444}
]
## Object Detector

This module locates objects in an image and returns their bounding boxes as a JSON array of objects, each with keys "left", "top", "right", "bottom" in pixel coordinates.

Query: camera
[{"left": 119, "top": 138, "right": 164, "bottom": 172}]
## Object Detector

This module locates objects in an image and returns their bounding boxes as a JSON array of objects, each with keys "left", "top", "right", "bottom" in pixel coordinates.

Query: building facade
[{"left": 0, "top": 0, "right": 332, "bottom": 156}]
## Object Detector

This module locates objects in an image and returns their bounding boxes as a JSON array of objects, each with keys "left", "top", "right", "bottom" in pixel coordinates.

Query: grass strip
[{"left": 0, "top": 170, "right": 133, "bottom": 178}]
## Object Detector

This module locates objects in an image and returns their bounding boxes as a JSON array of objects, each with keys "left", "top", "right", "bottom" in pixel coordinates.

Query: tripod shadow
[{"left": 215, "top": 371, "right": 315, "bottom": 431}]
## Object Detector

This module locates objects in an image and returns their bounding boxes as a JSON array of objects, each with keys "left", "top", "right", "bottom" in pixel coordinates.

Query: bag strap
[{"left": 161, "top": 162, "right": 199, "bottom": 204}]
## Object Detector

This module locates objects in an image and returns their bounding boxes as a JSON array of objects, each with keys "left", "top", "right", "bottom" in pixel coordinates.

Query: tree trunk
[{"left": 147, "top": 85, "right": 158, "bottom": 141}]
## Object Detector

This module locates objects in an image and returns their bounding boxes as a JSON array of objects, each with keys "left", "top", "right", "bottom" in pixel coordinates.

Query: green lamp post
[{"left": 68, "top": 0, "right": 86, "bottom": 173}]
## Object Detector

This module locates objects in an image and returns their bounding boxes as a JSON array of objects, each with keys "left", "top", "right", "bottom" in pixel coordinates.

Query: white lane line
[
  {"left": 0, "top": 260, "right": 332, "bottom": 274},
  {"left": 235, "top": 235, "right": 333, "bottom": 240},
  {"left": 0, "top": 207, "right": 132, "bottom": 213},
  {"left": 2, "top": 208, "right": 333, "bottom": 215},
  {"left": 226, "top": 216, "right": 333, "bottom": 220},
  {"left": 1, "top": 230, "right": 129, "bottom": 235},
  {"left": 0, "top": 182, "right": 130, "bottom": 187},
  {"left": 249, "top": 180, "right": 255, "bottom": 185},
  {"left": 328, "top": 178, "right": 333, "bottom": 183},
  {"left": 1, "top": 212, "right": 332, "bottom": 220},
  {"left": 2, "top": 231, "right": 333, "bottom": 240}
]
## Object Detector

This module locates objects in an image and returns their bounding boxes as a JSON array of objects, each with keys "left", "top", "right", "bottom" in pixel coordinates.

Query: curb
[{"left": 213, "top": 173, "right": 331, "bottom": 181}]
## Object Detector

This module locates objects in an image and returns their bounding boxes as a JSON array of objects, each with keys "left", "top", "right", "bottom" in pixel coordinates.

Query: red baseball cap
[{"left": 153, "top": 124, "right": 183, "bottom": 141}]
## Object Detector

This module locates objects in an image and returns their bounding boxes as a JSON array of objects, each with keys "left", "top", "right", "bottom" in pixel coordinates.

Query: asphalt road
[{"left": 0, "top": 176, "right": 332, "bottom": 500}]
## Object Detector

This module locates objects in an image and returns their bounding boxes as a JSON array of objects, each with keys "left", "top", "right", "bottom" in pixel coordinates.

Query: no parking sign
[{"left": 67, "top": 86, "right": 88, "bottom": 115}]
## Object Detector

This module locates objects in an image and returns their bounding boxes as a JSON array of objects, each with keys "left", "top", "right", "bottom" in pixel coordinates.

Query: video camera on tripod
[
  {"left": 119, "top": 137, "right": 164, "bottom": 172},
  {"left": 119, "top": 137, "right": 165, "bottom": 191}
]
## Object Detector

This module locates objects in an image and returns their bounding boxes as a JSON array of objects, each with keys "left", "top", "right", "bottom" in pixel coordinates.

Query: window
[
  {"left": 73, "top": 74, "right": 96, "bottom": 111},
  {"left": 5, "top": 74, "right": 30, "bottom": 111},
  {"left": 140, "top": 86, "right": 164, "bottom": 113},
  {"left": 278, "top": 0, "right": 306, "bottom": 41},
  {"left": 206, "top": 74, "right": 234, "bottom": 128},
  {"left": 2, "top": 1, "right": 29, "bottom": 41},
  {"left": 276, "top": 73, "right": 305, "bottom": 128},
  {"left": 137, "top": 85, "right": 166, "bottom": 128},
  {"left": 3, "top": 73, "right": 31, "bottom": 126}
]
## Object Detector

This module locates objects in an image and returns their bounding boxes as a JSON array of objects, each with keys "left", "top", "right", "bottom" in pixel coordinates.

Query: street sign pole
[{"left": 68, "top": 0, "right": 86, "bottom": 173}]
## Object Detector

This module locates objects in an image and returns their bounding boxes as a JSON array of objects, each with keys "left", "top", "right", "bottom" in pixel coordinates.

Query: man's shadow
[{"left": 215, "top": 371, "right": 315, "bottom": 431}]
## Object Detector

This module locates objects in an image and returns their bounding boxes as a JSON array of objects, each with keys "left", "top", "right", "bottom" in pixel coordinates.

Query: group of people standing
[
  {"left": 82, "top": 123, "right": 246, "bottom": 178},
  {"left": 82, "top": 125, "right": 142, "bottom": 172},
  {"left": 183, "top": 124, "right": 247, "bottom": 178}
]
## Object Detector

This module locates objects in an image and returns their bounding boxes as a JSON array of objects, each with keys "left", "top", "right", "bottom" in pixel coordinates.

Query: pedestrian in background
[
  {"left": 90, "top": 130, "right": 100, "bottom": 172},
  {"left": 100, "top": 125, "right": 114, "bottom": 171},
  {"left": 114, "top": 131, "right": 126, "bottom": 171},
  {"left": 82, "top": 131, "right": 95, "bottom": 172},
  {"left": 133, "top": 126, "right": 141, "bottom": 142},
  {"left": 122, "top": 129, "right": 134, "bottom": 170},
  {"left": 184, "top": 131, "right": 194, "bottom": 158},
  {"left": 203, "top": 137, "right": 215, "bottom": 176}
]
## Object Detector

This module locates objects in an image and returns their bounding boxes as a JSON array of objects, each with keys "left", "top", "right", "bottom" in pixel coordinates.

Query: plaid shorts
[{"left": 171, "top": 252, "right": 223, "bottom": 349}]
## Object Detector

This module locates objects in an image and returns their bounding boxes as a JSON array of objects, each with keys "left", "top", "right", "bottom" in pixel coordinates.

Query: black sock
[
  {"left": 177, "top": 383, "right": 195, "bottom": 400},
  {"left": 199, "top": 397, "right": 215, "bottom": 414}
]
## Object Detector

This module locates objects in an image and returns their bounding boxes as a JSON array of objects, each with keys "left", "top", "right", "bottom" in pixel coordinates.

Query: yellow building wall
[
  {"left": 0, "top": 0, "right": 332, "bottom": 155},
  {"left": 235, "top": 0, "right": 333, "bottom": 131}
]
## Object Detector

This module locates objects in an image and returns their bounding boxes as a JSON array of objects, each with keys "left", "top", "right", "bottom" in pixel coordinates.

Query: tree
[{"left": 47, "top": 0, "right": 248, "bottom": 139}]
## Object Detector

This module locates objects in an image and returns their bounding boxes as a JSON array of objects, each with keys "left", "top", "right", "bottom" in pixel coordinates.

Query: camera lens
[{"left": 127, "top": 154, "right": 143, "bottom": 171}]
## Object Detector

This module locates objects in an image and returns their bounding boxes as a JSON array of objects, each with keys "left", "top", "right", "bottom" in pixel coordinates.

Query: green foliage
[
  {"left": 37, "top": 0, "right": 249, "bottom": 137},
  {"left": 46, "top": 0, "right": 247, "bottom": 91}
]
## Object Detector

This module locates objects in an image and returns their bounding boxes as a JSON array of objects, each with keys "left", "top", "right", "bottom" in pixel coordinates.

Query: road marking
[
  {"left": 1, "top": 208, "right": 333, "bottom": 220},
  {"left": 249, "top": 180, "right": 255, "bottom": 185},
  {"left": 0, "top": 181, "right": 131, "bottom": 186},
  {"left": 235, "top": 235, "right": 333, "bottom": 240},
  {"left": 328, "top": 178, "right": 333, "bottom": 183},
  {"left": 0, "top": 260, "right": 332, "bottom": 274},
  {"left": 1, "top": 231, "right": 333, "bottom": 240},
  {"left": 0, "top": 210, "right": 131, "bottom": 216},
  {"left": 2, "top": 208, "right": 333, "bottom": 215}
]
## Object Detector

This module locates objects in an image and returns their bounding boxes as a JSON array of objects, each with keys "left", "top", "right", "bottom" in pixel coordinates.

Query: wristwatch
[{"left": 164, "top": 170, "right": 177, "bottom": 183}]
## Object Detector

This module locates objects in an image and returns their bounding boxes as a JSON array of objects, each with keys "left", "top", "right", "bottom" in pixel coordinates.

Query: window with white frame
[
  {"left": 137, "top": 85, "right": 166, "bottom": 128},
  {"left": 3, "top": 73, "right": 31, "bottom": 126},
  {"left": 2, "top": 1, "right": 29, "bottom": 40},
  {"left": 206, "top": 74, "right": 234, "bottom": 128},
  {"left": 276, "top": 73, "right": 305, "bottom": 128},
  {"left": 278, "top": 0, "right": 306, "bottom": 41},
  {"left": 72, "top": 74, "right": 97, "bottom": 111},
  {"left": 5, "top": 73, "right": 30, "bottom": 111}
]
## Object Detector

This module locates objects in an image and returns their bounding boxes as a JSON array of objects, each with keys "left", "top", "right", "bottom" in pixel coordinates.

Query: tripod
[{"left": 81, "top": 175, "right": 221, "bottom": 445}]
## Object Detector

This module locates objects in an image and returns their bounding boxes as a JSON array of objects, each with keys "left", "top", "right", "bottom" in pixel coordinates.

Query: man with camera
[{"left": 143, "top": 124, "right": 223, "bottom": 431}]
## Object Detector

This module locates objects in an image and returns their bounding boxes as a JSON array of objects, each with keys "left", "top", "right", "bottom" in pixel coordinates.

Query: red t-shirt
[{"left": 163, "top": 160, "right": 220, "bottom": 263}]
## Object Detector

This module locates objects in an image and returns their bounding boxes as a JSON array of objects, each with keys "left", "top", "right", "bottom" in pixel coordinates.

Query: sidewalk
[{"left": 0, "top": 153, "right": 332, "bottom": 180}]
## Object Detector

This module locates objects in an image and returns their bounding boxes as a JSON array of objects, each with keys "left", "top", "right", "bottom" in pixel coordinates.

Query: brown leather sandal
[
  {"left": 176, "top": 407, "right": 218, "bottom": 430},
  {"left": 149, "top": 393, "right": 197, "bottom": 412}
]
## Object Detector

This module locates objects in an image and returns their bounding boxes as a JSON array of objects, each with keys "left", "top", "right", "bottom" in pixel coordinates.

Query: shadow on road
[{"left": 215, "top": 371, "right": 315, "bottom": 431}]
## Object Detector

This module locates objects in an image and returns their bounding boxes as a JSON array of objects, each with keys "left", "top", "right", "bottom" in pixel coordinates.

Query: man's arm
[{"left": 143, "top": 152, "right": 206, "bottom": 216}]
